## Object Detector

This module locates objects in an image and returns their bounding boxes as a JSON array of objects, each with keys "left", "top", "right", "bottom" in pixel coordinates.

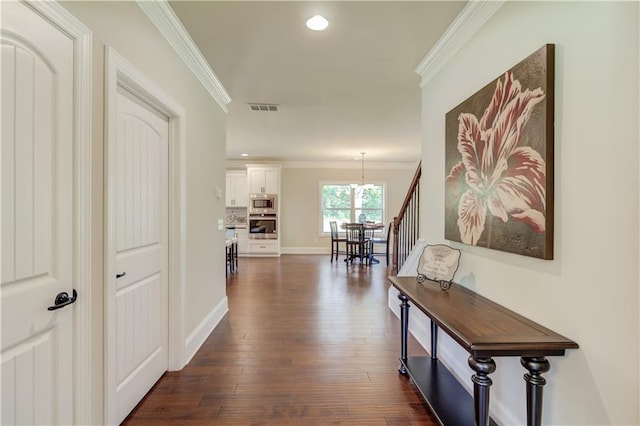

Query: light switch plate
[{"left": 217, "top": 219, "right": 224, "bottom": 230}]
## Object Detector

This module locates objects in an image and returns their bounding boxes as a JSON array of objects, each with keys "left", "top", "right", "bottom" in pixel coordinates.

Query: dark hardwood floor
[{"left": 123, "top": 254, "right": 435, "bottom": 425}]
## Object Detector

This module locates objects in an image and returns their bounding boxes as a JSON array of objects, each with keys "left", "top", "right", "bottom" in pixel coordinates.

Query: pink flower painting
[{"left": 444, "top": 45, "right": 554, "bottom": 259}]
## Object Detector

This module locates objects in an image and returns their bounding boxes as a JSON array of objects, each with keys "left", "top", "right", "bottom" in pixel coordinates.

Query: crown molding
[
  {"left": 226, "top": 160, "right": 419, "bottom": 170},
  {"left": 415, "top": 0, "right": 505, "bottom": 87},
  {"left": 137, "top": 0, "right": 231, "bottom": 112},
  {"left": 280, "top": 160, "right": 418, "bottom": 170}
]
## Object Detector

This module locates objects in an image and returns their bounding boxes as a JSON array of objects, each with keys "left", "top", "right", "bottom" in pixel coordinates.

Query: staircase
[{"left": 391, "top": 161, "right": 421, "bottom": 274}]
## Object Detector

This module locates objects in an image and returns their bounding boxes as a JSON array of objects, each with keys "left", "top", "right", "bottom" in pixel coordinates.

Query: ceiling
[{"left": 169, "top": 1, "right": 466, "bottom": 164}]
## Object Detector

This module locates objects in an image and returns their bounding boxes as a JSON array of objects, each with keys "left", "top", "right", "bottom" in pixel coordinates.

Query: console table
[{"left": 388, "top": 276, "right": 578, "bottom": 426}]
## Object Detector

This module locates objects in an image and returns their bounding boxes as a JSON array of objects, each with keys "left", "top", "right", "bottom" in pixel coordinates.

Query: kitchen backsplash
[{"left": 226, "top": 208, "right": 246, "bottom": 225}]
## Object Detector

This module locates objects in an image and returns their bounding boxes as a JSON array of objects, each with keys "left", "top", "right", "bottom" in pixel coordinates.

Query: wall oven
[
  {"left": 249, "top": 193, "right": 277, "bottom": 215},
  {"left": 248, "top": 214, "right": 277, "bottom": 239}
]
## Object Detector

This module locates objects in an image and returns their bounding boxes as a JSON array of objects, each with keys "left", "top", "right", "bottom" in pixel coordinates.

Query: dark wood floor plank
[{"left": 122, "top": 255, "right": 436, "bottom": 425}]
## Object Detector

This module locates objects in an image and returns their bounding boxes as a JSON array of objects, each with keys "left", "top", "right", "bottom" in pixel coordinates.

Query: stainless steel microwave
[{"left": 249, "top": 193, "right": 277, "bottom": 214}]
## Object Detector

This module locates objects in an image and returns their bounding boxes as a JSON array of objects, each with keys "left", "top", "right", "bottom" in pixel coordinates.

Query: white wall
[
  {"left": 417, "top": 1, "right": 639, "bottom": 425},
  {"left": 225, "top": 160, "right": 418, "bottom": 253},
  {"left": 280, "top": 165, "right": 416, "bottom": 252},
  {"left": 59, "top": 2, "right": 228, "bottom": 423}
]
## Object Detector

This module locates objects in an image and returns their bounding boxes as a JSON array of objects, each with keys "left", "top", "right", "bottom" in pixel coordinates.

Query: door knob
[{"left": 47, "top": 289, "right": 78, "bottom": 311}]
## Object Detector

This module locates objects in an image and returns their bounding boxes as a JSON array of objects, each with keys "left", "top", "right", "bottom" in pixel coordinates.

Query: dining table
[
  {"left": 340, "top": 222, "right": 385, "bottom": 264},
  {"left": 340, "top": 222, "right": 385, "bottom": 230}
]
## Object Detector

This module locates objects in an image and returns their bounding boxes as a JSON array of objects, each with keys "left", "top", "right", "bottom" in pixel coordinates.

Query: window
[{"left": 320, "top": 183, "right": 385, "bottom": 233}]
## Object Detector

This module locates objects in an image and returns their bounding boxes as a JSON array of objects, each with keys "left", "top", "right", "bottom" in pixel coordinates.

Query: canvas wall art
[{"left": 445, "top": 44, "right": 554, "bottom": 259}]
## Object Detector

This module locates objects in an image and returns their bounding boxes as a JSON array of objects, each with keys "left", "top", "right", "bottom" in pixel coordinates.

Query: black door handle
[
  {"left": 48, "top": 289, "right": 78, "bottom": 311},
  {"left": 116, "top": 272, "right": 126, "bottom": 279}
]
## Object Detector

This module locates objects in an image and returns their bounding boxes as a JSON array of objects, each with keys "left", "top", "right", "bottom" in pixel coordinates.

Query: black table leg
[
  {"left": 468, "top": 356, "right": 496, "bottom": 426},
  {"left": 521, "top": 356, "right": 550, "bottom": 426},
  {"left": 430, "top": 321, "right": 438, "bottom": 360},
  {"left": 398, "top": 293, "right": 409, "bottom": 375}
]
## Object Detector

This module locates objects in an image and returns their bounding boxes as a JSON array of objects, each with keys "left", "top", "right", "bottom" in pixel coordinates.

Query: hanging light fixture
[{"left": 351, "top": 152, "right": 373, "bottom": 192}]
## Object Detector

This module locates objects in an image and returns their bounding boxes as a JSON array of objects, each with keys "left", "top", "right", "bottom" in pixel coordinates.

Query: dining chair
[
  {"left": 344, "top": 223, "right": 369, "bottom": 265},
  {"left": 368, "top": 221, "right": 392, "bottom": 266},
  {"left": 329, "top": 221, "right": 347, "bottom": 262}
]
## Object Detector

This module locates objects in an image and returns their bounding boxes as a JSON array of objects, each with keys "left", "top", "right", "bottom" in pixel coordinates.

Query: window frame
[{"left": 319, "top": 181, "right": 386, "bottom": 236}]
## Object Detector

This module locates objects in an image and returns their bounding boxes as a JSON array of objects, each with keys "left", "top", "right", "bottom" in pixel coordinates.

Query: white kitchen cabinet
[
  {"left": 248, "top": 239, "right": 279, "bottom": 255},
  {"left": 226, "top": 171, "right": 247, "bottom": 207},
  {"left": 234, "top": 228, "right": 247, "bottom": 254},
  {"left": 247, "top": 166, "right": 280, "bottom": 194}
]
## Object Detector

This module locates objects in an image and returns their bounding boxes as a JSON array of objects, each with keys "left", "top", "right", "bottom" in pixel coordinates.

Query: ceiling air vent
[{"left": 248, "top": 103, "right": 279, "bottom": 112}]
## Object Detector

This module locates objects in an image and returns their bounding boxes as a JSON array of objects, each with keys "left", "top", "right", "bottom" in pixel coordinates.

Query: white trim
[
  {"left": 244, "top": 163, "right": 283, "bottom": 170},
  {"left": 135, "top": 0, "right": 231, "bottom": 112},
  {"left": 280, "top": 247, "right": 327, "bottom": 255},
  {"left": 638, "top": 3, "right": 640, "bottom": 421},
  {"left": 22, "top": 1, "right": 94, "bottom": 424},
  {"left": 184, "top": 297, "right": 229, "bottom": 365},
  {"left": 284, "top": 161, "right": 415, "bottom": 170},
  {"left": 226, "top": 160, "right": 419, "bottom": 170},
  {"left": 414, "top": 0, "right": 505, "bottom": 86},
  {"left": 167, "top": 92, "right": 187, "bottom": 373},
  {"left": 104, "top": 47, "right": 187, "bottom": 424}
]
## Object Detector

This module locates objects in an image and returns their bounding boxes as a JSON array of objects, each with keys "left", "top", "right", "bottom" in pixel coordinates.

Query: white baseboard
[
  {"left": 280, "top": 247, "right": 327, "bottom": 255},
  {"left": 184, "top": 296, "right": 228, "bottom": 365}
]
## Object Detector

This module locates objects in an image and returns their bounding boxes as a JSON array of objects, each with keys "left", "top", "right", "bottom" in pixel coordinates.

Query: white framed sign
[{"left": 416, "top": 244, "right": 461, "bottom": 290}]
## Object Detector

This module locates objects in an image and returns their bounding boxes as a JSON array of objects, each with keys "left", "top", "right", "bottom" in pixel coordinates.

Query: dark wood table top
[
  {"left": 340, "top": 222, "right": 384, "bottom": 230},
  {"left": 388, "top": 276, "right": 579, "bottom": 357}
]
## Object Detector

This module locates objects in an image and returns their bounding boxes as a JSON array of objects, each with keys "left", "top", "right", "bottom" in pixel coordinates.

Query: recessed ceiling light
[
  {"left": 241, "top": 153, "right": 249, "bottom": 157},
  {"left": 306, "top": 15, "right": 328, "bottom": 31}
]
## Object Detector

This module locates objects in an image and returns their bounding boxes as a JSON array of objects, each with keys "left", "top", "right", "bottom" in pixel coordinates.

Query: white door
[
  {"left": 109, "top": 87, "right": 169, "bottom": 424},
  {"left": 1, "top": 2, "right": 75, "bottom": 424}
]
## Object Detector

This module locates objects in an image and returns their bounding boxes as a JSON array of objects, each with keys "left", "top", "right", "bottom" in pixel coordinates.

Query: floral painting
[{"left": 445, "top": 45, "right": 554, "bottom": 259}]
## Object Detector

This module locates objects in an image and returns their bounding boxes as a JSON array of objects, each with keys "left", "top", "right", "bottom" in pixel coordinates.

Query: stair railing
[{"left": 391, "top": 161, "right": 421, "bottom": 274}]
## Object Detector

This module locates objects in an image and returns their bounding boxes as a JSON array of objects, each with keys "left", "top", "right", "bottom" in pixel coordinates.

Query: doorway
[{"left": 105, "top": 47, "right": 187, "bottom": 424}]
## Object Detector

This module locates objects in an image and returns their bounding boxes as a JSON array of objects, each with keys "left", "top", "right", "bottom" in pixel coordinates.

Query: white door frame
[
  {"left": 17, "top": 1, "right": 94, "bottom": 424},
  {"left": 104, "top": 47, "right": 187, "bottom": 423}
]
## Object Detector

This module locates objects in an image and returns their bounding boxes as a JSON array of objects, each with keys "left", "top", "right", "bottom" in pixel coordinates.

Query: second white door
[{"left": 110, "top": 87, "right": 169, "bottom": 424}]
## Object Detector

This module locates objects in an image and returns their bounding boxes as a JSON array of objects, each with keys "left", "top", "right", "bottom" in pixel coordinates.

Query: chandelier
[{"left": 351, "top": 152, "right": 373, "bottom": 194}]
